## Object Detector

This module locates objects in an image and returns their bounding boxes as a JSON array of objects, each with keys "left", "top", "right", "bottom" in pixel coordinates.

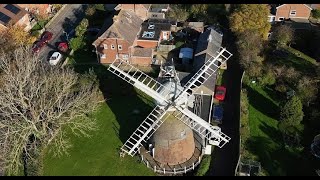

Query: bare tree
[{"left": 0, "top": 47, "right": 102, "bottom": 175}]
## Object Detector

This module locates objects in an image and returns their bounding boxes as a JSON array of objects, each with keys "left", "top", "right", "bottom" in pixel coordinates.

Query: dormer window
[
  {"left": 118, "top": 45, "right": 122, "bottom": 50},
  {"left": 290, "top": 10, "right": 296, "bottom": 16},
  {"left": 111, "top": 44, "right": 115, "bottom": 49},
  {"left": 103, "top": 44, "right": 108, "bottom": 49},
  {"left": 148, "top": 24, "right": 155, "bottom": 29}
]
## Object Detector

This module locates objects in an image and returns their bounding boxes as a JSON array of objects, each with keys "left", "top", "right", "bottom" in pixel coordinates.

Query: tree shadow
[
  {"left": 246, "top": 120, "right": 318, "bottom": 175},
  {"left": 245, "top": 85, "right": 279, "bottom": 120}
]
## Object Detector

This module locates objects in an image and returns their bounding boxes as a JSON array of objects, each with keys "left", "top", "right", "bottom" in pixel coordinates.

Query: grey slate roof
[
  {"left": 98, "top": 10, "right": 143, "bottom": 45},
  {"left": 193, "top": 28, "right": 223, "bottom": 91}
]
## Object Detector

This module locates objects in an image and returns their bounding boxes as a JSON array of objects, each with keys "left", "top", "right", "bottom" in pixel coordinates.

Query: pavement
[
  {"left": 207, "top": 29, "right": 242, "bottom": 176},
  {"left": 38, "top": 4, "right": 86, "bottom": 62}
]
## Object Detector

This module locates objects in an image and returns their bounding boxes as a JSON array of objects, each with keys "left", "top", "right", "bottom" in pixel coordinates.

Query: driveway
[
  {"left": 39, "top": 4, "right": 87, "bottom": 62},
  {"left": 207, "top": 29, "right": 242, "bottom": 176}
]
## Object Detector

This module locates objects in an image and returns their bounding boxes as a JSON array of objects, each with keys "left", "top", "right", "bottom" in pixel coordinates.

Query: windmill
[{"left": 108, "top": 46, "right": 232, "bottom": 173}]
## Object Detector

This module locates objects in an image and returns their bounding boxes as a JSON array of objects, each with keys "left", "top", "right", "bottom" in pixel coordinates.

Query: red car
[
  {"left": 41, "top": 31, "right": 53, "bottom": 43},
  {"left": 32, "top": 40, "right": 46, "bottom": 54},
  {"left": 57, "top": 42, "right": 69, "bottom": 53},
  {"left": 215, "top": 85, "right": 227, "bottom": 101}
]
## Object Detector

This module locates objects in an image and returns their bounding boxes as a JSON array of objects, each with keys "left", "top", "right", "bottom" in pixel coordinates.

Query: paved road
[
  {"left": 39, "top": 4, "right": 86, "bottom": 61},
  {"left": 208, "top": 29, "right": 242, "bottom": 176}
]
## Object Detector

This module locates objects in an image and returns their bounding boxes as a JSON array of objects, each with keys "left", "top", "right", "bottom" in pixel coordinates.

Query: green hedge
[{"left": 195, "top": 155, "right": 211, "bottom": 176}]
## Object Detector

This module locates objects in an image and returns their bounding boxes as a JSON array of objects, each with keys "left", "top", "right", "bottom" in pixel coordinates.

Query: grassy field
[
  {"left": 245, "top": 84, "right": 318, "bottom": 176},
  {"left": 42, "top": 65, "right": 156, "bottom": 176}
]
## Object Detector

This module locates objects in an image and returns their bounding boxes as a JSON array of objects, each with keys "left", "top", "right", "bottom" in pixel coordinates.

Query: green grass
[
  {"left": 175, "top": 41, "right": 185, "bottom": 48},
  {"left": 42, "top": 65, "right": 156, "bottom": 176},
  {"left": 282, "top": 45, "right": 318, "bottom": 66},
  {"left": 245, "top": 84, "right": 318, "bottom": 176},
  {"left": 270, "top": 45, "right": 318, "bottom": 77},
  {"left": 216, "top": 69, "right": 225, "bottom": 86},
  {"left": 31, "top": 19, "right": 49, "bottom": 32}
]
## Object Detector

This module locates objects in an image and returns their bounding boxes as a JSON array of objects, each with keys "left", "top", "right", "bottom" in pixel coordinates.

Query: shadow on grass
[
  {"left": 245, "top": 85, "right": 279, "bottom": 120},
  {"left": 267, "top": 48, "right": 317, "bottom": 77},
  {"left": 72, "top": 64, "right": 155, "bottom": 145},
  {"left": 246, "top": 119, "right": 318, "bottom": 176}
]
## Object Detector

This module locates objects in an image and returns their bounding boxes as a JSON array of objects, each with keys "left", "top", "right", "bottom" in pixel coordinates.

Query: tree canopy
[
  {"left": 0, "top": 47, "right": 102, "bottom": 175},
  {"left": 229, "top": 4, "right": 271, "bottom": 39},
  {"left": 280, "top": 96, "right": 304, "bottom": 127},
  {"left": 271, "top": 25, "right": 294, "bottom": 46}
]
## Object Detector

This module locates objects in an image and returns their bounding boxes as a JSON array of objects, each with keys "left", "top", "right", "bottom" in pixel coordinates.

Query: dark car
[
  {"left": 211, "top": 105, "right": 223, "bottom": 124},
  {"left": 214, "top": 85, "right": 227, "bottom": 101},
  {"left": 41, "top": 31, "right": 53, "bottom": 43},
  {"left": 32, "top": 40, "right": 46, "bottom": 54}
]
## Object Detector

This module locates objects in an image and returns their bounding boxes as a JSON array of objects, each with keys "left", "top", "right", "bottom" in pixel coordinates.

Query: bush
[
  {"left": 69, "top": 37, "right": 85, "bottom": 51},
  {"left": 195, "top": 155, "right": 211, "bottom": 176},
  {"left": 275, "top": 83, "right": 287, "bottom": 93},
  {"left": 258, "top": 66, "right": 276, "bottom": 86},
  {"left": 240, "top": 89, "right": 250, "bottom": 143},
  {"left": 75, "top": 18, "right": 89, "bottom": 37},
  {"left": 85, "top": 6, "right": 96, "bottom": 17},
  {"left": 312, "top": 9, "right": 320, "bottom": 19},
  {"left": 94, "top": 4, "right": 105, "bottom": 11},
  {"left": 279, "top": 96, "right": 304, "bottom": 131}
]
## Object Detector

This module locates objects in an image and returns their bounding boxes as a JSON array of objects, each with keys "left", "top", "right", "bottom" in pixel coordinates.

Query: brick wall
[
  {"left": 136, "top": 40, "right": 158, "bottom": 49},
  {"left": 98, "top": 38, "right": 130, "bottom": 64},
  {"left": 130, "top": 56, "right": 152, "bottom": 66},
  {"left": 276, "top": 4, "right": 311, "bottom": 21}
]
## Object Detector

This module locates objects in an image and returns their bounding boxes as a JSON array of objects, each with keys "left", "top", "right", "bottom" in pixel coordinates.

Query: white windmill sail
[
  {"left": 120, "top": 105, "right": 169, "bottom": 156},
  {"left": 108, "top": 59, "right": 172, "bottom": 105},
  {"left": 172, "top": 107, "right": 231, "bottom": 148},
  {"left": 108, "top": 45, "right": 233, "bottom": 158},
  {"left": 176, "top": 47, "right": 232, "bottom": 103}
]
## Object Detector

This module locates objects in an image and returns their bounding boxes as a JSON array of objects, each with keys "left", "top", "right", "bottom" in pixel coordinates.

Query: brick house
[
  {"left": 92, "top": 10, "right": 143, "bottom": 64},
  {"left": 136, "top": 19, "right": 172, "bottom": 49},
  {"left": 17, "top": 4, "right": 52, "bottom": 17},
  {"left": 114, "top": 4, "right": 151, "bottom": 21},
  {"left": 268, "top": 4, "right": 312, "bottom": 22},
  {"left": 0, "top": 4, "right": 31, "bottom": 31}
]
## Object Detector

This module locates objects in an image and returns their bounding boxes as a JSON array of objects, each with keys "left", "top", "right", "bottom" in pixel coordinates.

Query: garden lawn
[
  {"left": 245, "top": 85, "right": 317, "bottom": 176},
  {"left": 42, "top": 64, "right": 156, "bottom": 176},
  {"left": 43, "top": 98, "right": 155, "bottom": 176}
]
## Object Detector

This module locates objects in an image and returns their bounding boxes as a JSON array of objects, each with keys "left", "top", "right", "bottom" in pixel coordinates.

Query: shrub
[
  {"left": 240, "top": 89, "right": 250, "bottom": 144},
  {"left": 85, "top": 6, "right": 96, "bottom": 17},
  {"left": 312, "top": 9, "right": 320, "bottom": 19},
  {"left": 279, "top": 96, "right": 304, "bottom": 133},
  {"left": 195, "top": 155, "right": 211, "bottom": 176},
  {"left": 258, "top": 66, "right": 276, "bottom": 86},
  {"left": 69, "top": 37, "right": 85, "bottom": 51}
]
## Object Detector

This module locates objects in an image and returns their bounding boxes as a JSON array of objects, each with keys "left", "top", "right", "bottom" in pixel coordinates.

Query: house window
[
  {"left": 290, "top": 10, "right": 296, "bottom": 16},
  {"left": 103, "top": 44, "right": 108, "bottom": 49},
  {"left": 278, "top": 17, "right": 284, "bottom": 21},
  {"left": 111, "top": 44, "right": 115, "bottom": 49},
  {"left": 100, "top": 54, "right": 106, "bottom": 58},
  {"left": 118, "top": 45, "right": 122, "bottom": 50}
]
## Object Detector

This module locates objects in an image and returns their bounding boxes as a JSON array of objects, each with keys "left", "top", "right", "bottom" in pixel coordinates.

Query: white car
[{"left": 49, "top": 52, "right": 63, "bottom": 65}]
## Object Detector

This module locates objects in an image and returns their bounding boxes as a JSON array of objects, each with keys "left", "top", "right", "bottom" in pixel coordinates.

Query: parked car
[
  {"left": 211, "top": 105, "right": 223, "bottom": 124},
  {"left": 57, "top": 42, "right": 69, "bottom": 53},
  {"left": 49, "top": 52, "right": 63, "bottom": 65},
  {"left": 32, "top": 40, "right": 46, "bottom": 54},
  {"left": 41, "top": 31, "right": 53, "bottom": 43},
  {"left": 214, "top": 85, "right": 226, "bottom": 101}
]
